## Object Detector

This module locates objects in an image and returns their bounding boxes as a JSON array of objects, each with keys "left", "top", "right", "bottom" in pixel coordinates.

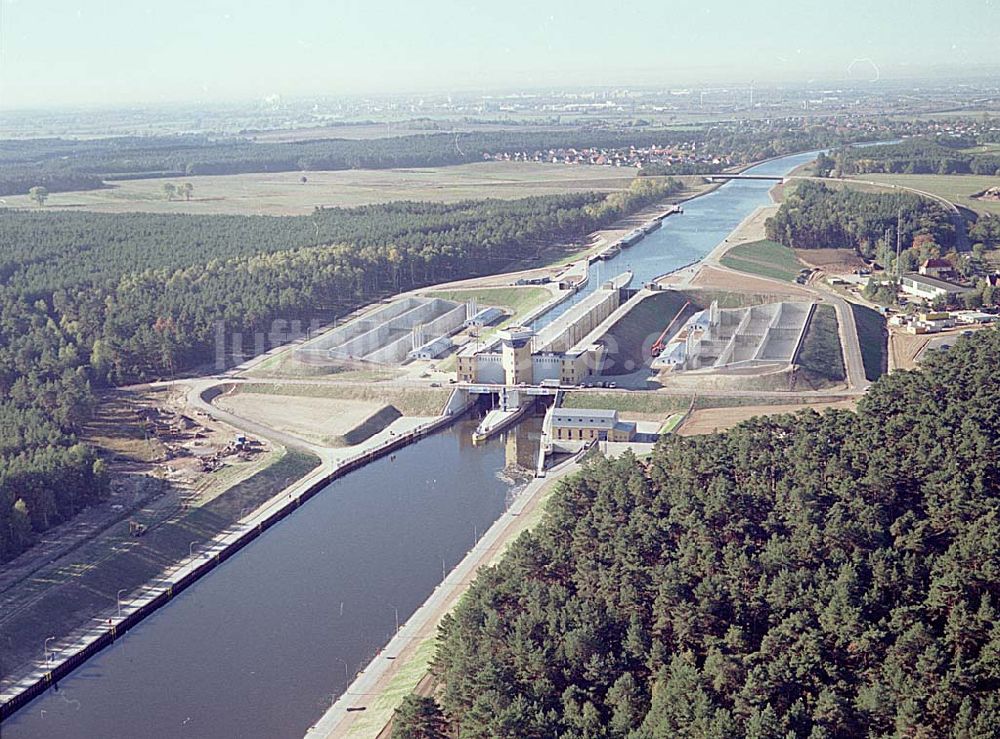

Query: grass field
[
  {"left": 797, "top": 305, "right": 846, "bottom": 383},
  {"left": 846, "top": 173, "right": 1000, "bottom": 216},
  {"left": 2, "top": 162, "right": 640, "bottom": 216},
  {"left": 719, "top": 239, "right": 805, "bottom": 282},
  {"left": 960, "top": 142, "right": 1000, "bottom": 154},
  {"left": 850, "top": 303, "right": 888, "bottom": 381}
]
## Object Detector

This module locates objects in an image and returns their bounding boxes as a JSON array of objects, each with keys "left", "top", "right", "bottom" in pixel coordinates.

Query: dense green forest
[
  {"left": 765, "top": 181, "right": 956, "bottom": 260},
  {"left": 834, "top": 137, "right": 1000, "bottom": 176},
  {"left": 969, "top": 214, "right": 1000, "bottom": 250},
  {"left": 404, "top": 330, "right": 1000, "bottom": 738},
  {"left": 0, "top": 178, "right": 679, "bottom": 562},
  {"left": 0, "top": 122, "right": 887, "bottom": 196}
]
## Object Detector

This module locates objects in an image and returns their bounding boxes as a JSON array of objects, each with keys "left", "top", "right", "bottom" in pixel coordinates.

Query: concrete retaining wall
[
  {"left": 309, "top": 299, "right": 419, "bottom": 352},
  {"left": 365, "top": 303, "right": 468, "bottom": 364},
  {"left": 534, "top": 288, "right": 622, "bottom": 354},
  {"left": 332, "top": 300, "right": 452, "bottom": 359}
]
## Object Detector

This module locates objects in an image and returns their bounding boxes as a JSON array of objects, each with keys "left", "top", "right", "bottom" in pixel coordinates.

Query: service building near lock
[
  {"left": 546, "top": 408, "right": 636, "bottom": 442},
  {"left": 899, "top": 273, "right": 976, "bottom": 303}
]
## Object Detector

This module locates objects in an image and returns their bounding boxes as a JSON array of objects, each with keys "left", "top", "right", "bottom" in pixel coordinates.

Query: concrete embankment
[{"left": 0, "top": 396, "right": 475, "bottom": 722}]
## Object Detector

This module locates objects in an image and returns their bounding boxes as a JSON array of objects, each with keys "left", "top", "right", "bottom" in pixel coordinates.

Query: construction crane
[{"left": 651, "top": 301, "right": 691, "bottom": 357}]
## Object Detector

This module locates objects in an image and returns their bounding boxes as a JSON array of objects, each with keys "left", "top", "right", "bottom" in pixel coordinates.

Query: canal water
[
  {"left": 3, "top": 418, "right": 540, "bottom": 739},
  {"left": 4, "top": 149, "right": 816, "bottom": 739},
  {"left": 532, "top": 149, "right": 821, "bottom": 329}
]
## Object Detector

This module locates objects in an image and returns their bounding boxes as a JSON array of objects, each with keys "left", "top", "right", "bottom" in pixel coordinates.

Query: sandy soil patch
[
  {"left": 677, "top": 399, "right": 857, "bottom": 436},
  {"left": 215, "top": 391, "right": 392, "bottom": 447},
  {"left": 689, "top": 265, "right": 811, "bottom": 295},
  {"left": 795, "top": 248, "right": 866, "bottom": 272},
  {"left": 889, "top": 331, "right": 931, "bottom": 372}
]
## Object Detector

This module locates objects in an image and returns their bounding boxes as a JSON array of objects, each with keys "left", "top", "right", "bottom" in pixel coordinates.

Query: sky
[{"left": 0, "top": 0, "right": 997, "bottom": 109}]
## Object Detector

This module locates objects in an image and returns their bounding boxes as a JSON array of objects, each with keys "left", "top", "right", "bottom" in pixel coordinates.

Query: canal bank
[
  {"left": 0, "top": 392, "right": 474, "bottom": 723},
  {"left": 307, "top": 450, "right": 587, "bottom": 738},
  {"left": 3, "top": 148, "right": 824, "bottom": 739},
  {"left": 2, "top": 414, "right": 540, "bottom": 738}
]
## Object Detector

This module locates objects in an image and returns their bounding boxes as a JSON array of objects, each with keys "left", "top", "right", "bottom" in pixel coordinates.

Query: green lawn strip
[
  {"left": 659, "top": 413, "right": 686, "bottom": 433},
  {"left": 719, "top": 239, "right": 804, "bottom": 282},
  {"left": 562, "top": 391, "right": 827, "bottom": 414},
  {"left": 719, "top": 255, "right": 800, "bottom": 282},
  {"left": 797, "top": 305, "right": 846, "bottom": 382},
  {"left": 850, "top": 303, "right": 888, "bottom": 381},
  {"left": 345, "top": 637, "right": 439, "bottom": 738},
  {"left": 562, "top": 392, "right": 690, "bottom": 414},
  {"left": 423, "top": 286, "right": 550, "bottom": 315}
]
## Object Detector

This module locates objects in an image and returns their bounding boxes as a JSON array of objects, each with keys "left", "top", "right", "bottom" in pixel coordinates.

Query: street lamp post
[
  {"left": 44, "top": 636, "right": 56, "bottom": 664},
  {"left": 189, "top": 541, "right": 197, "bottom": 558},
  {"left": 391, "top": 606, "right": 399, "bottom": 636},
  {"left": 117, "top": 588, "right": 127, "bottom": 618}
]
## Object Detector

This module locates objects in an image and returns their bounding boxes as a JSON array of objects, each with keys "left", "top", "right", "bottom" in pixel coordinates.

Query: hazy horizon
[{"left": 1, "top": 0, "right": 998, "bottom": 110}]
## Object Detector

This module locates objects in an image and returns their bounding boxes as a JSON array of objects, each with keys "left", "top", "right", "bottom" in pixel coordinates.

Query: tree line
[
  {"left": 0, "top": 178, "right": 680, "bottom": 562},
  {"left": 834, "top": 137, "right": 1000, "bottom": 176},
  {"left": 399, "top": 329, "right": 1000, "bottom": 738},
  {"left": 765, "top": 181, "right": 955, "bottom": 259},
  {"left": 0, "top": 122, "right": 896, "bottom": 197}
]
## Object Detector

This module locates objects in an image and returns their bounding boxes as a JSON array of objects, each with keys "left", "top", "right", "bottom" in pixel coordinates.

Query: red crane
[{"left": 651, "top": 301, "right": 691, "bottom": 357}]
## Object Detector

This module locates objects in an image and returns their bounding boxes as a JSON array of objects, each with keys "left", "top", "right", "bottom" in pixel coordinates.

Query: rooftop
[
  {"left": 902, "top": 273, "right": 974, "bottom": 292},
  {"left": 922, "top": 258, "right": 952, "bottom": 269},
  {"left": 552, "top": 408, "right": 620, "bottom": 429}
]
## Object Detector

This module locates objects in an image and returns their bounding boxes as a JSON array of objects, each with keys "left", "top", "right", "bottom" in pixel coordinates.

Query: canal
[
  {"left": 3, "top": 418, "right": 540, "bottom": 738},
  {"left": 532, "top": 149, "right": 822, "bottom": 329},
  {"left": 4, "top": 149, "right": 817, "bottom": 738}
]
